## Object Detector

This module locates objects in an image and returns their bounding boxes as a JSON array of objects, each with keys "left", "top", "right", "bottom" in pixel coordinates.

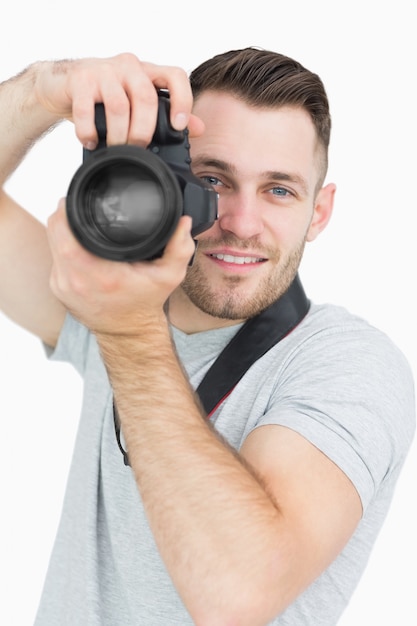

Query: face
[{"left": 169, "top": 92, "right": 335, "bottom": 332}]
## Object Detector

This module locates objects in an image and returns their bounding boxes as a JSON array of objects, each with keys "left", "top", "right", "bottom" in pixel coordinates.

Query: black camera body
[{"left": 66, "top": 91, "right": 218, "bottom": 261}]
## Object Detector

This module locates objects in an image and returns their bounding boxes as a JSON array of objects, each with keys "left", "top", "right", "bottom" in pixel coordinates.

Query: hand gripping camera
[{"left": 66, "top": 91, "right": 218, "bottom": 261}]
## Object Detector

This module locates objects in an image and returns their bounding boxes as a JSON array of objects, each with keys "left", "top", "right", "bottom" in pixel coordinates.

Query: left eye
[
  {"left": 201, "top": 175, "right": 222, "bottom": 187},
  {"left": 271, "top": 187, "right": 290, "bottom": 197}
]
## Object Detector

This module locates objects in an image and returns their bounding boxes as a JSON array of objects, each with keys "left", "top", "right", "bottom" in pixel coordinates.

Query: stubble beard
[{"left": 179, "top": 237, "right": 306, "bottom": 321}]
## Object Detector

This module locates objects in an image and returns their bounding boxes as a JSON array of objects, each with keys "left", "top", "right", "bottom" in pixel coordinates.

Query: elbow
[{"left": 188, "top": 576, "right": 287, "bottom": 626}]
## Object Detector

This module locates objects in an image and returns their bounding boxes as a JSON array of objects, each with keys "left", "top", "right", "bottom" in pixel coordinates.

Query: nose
[{"left": 217, "top": 191, "right": 264, "bottom": 240}]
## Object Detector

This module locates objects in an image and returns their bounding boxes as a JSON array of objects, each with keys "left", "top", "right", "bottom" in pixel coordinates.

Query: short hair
[{"left": 190, "top": 47, "right": 331, "bottom": 185}]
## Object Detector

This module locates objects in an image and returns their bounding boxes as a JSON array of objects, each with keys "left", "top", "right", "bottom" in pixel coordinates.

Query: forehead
[{"left": 191, "top": 91, "right": 321, "bottom": 186}]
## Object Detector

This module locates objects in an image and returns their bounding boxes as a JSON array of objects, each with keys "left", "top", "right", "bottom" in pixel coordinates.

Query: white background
[{"left": 1, "top": 1, "right": 416, "bottom": 624}]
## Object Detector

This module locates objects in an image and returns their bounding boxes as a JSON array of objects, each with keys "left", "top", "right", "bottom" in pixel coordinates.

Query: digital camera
[{"left": 66, "top": 91, "right": 218, "bottom": 261}]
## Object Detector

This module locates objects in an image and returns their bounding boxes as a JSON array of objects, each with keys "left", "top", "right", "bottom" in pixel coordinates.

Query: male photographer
[{"left": 0, "top": 48, "right": 415, "bottom": 625}]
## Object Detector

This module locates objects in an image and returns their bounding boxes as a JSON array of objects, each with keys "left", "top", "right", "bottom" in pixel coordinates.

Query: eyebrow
[{"left": 191, "top": 156, "right": 310, "bottom": 195}]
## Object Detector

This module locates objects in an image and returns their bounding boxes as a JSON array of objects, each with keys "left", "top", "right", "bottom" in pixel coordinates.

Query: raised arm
[
  {"left": 0, "top": 65, "right": 67, "bottom": 346},
  {"left": 0, "top": 54, "right": 196, "bottom": 347}
]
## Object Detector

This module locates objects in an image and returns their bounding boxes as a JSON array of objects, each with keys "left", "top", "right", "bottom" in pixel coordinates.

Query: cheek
[{"left": 265, "top": 208, "right": 312, "bottom": 248}]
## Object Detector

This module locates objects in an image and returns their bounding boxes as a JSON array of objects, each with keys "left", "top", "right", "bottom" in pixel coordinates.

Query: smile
[{"left": 209, "top": 253, "right": 265, "bottom": 264}]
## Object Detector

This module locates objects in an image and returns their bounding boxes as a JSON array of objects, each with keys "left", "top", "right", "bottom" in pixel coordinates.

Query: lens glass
[{"left": 86, "top": 163, "right": 165, "bottom": 244}]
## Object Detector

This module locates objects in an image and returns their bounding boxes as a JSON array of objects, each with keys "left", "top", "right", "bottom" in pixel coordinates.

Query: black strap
[
  {"left": 196, "top": 274, "right": 310, "bottom": 415},
  {"left": 114, "top": 274, "right": 309, "bottom": 465}
]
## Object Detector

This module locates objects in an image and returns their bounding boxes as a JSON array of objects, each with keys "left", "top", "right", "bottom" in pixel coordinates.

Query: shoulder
[
  {"left": 283, "top": 302, "right": 415, "bottom": 426},
  {"left": 294, "top": 302, "right": 413, "bottom": 374}
]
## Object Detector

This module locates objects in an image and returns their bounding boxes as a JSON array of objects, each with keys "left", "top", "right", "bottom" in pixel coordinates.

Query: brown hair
[{"left": 190, "top": 47, "right": 331, "bottom": 183}]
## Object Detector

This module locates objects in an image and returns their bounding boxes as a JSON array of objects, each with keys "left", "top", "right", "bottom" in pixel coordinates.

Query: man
[{"left": 0, "top": 48, "right": 414, "bottom": 625}]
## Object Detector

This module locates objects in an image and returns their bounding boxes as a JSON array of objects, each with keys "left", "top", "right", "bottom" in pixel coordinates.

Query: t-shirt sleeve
[
  {"left": 45, "top": 313, "right": 92, "bottom": 376},
  {"left": 255, "top": 325, "right": 415, "bottom": 512}
]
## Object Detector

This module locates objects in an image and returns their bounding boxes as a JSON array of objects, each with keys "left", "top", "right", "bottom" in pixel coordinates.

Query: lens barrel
[{"left": 67, "top": 144, "right": 183, "bottom": 261}]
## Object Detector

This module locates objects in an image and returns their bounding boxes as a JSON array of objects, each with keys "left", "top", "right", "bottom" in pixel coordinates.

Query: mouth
[{"left": 208, "top": 252, "right": 267, "bottom": 265}]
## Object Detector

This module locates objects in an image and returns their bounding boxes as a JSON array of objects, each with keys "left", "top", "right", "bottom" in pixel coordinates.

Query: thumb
[{"left": 161, "top": 215, "right": 195, "bottom": 268}]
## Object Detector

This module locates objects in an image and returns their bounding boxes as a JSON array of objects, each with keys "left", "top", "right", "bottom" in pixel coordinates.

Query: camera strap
[
  {"left": 114, "top": 273, "right": 309, "bottom": 465},
  {"left": 196, "top": 273, "right": 310, "bottom": 417},
  {"left": 97, "top": 92, "right": 310, "bottom": 459}
]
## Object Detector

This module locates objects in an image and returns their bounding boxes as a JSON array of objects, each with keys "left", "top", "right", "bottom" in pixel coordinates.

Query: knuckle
[
  {"left": 168, "top": 65, "right": 188, "bottom": 82},
  {"left": 115, "top": 51, "right": 141, "bottom": 67}
]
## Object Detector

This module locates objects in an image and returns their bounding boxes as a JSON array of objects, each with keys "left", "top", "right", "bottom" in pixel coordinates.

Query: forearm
[
  {"left": 97, "top": 323, "right": 288, "bottom": 626},
  {"left": 0, "top": 62, "right": 62, "bottom": 186}
]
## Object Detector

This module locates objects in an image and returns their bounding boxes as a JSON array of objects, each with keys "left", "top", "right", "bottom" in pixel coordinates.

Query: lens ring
[{"left": 67, "top": 145, "right": 183, "bottom": 261}]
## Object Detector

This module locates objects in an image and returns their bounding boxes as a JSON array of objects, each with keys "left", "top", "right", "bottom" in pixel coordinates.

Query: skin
[{"left": 0, "top": 55, "right": 362, "bottom": 626}]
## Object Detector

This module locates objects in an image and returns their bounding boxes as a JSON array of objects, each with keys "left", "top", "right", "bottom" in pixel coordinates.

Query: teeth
[{"left": 211, "top": 253, "right": 262, "bottom": 264}]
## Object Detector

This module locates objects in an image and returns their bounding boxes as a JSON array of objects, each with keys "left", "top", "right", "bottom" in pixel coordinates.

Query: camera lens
[
  {"left": 67, "top": 146, "right": 183, "bottom": 261},
  {"left": 85, "top": 163, "right": 165, "bottom": 244}
]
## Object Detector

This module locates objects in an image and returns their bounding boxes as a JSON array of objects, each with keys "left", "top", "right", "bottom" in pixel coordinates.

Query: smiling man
[
  {"left": 171, "top": 90, "right": 334, "bottom": 330},
  {"left": 0, "top": 48, "right": 415, "bottom": 626}
]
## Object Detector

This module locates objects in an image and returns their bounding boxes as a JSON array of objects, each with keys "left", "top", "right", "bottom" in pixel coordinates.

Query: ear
[{"left": 306, "top": 183, "right": 336, "bottom": 242}]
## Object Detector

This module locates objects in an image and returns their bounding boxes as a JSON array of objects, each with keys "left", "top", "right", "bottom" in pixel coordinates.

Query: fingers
[
  {"left": 46, "top": 198, "right": 93, "bottom": 289},
  {"left": 62, "top": 53, "right": 198, "bottom": 150},
  {"left": 140, "top": 61, "right": 192, "bottom": 130},
  {"left": 35, "top": 53, "right": 204, "bottom": 153},
  {"left": 48, "top": 200, "right": 194, "bottom": 291},
  {"left": 47, "top": 200, "right": 194, "bottom": 331},
  {"left": 157, "top": 216, "right": 195, "bottom": 274},
  {"left": 47, "top": 197, "right": 76, "bottom": 259}
]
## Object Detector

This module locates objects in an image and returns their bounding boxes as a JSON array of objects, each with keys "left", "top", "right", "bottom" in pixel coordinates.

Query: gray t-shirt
[{"left": 35, "top": 302, "right": 415, "bottom": 625}]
